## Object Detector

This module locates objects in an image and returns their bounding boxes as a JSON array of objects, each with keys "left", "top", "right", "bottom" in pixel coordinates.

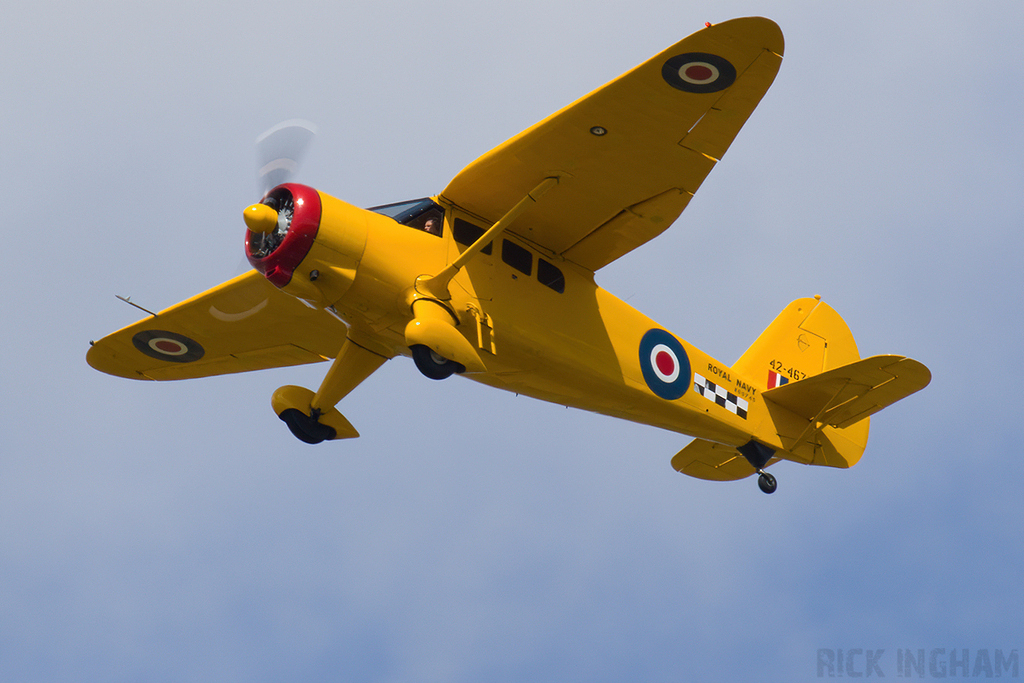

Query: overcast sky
[{"left": 3, "top": 1, "right": 1022, "bottom": 681}]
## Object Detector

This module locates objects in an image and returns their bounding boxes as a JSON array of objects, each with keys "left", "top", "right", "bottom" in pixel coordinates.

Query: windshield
[
  {"left": 368, "top": 198, "right": 434, "bottom": 222},
  {"left": 368, "top": 198, "right": 444, "bottom": 236}
]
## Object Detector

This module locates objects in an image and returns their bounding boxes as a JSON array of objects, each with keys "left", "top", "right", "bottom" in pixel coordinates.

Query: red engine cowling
[{"left": 245, "top": 183, "right": 322, "bottom": 287}]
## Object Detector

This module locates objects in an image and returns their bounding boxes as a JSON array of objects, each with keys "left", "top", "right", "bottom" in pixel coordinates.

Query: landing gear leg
[
  {"left": 272, "top": 337, "right": 388, "bottom": 444},
  {"left": 310, "top": 338, "right": 388, "bottom": 415},
  {"left": 739, "top": 440, "right": 778, "bottom": 495}
]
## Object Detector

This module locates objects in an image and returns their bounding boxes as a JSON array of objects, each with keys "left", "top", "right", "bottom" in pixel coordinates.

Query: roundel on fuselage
[{"left": 639, "top": 329, "right": 691, "bottom": 400}]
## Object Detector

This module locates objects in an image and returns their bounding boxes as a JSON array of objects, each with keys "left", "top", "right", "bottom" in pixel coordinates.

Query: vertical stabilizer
[
  {"left": 733, "top": 297, "right": 870, "bottom": 469},
  {"left": 733, "top": 296, "right": 860, "bottom": 381}
]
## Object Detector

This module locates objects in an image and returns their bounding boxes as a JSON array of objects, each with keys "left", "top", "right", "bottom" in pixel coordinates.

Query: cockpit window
[{"left": 368, "top": 198, "right": 444, "bottom": 236}]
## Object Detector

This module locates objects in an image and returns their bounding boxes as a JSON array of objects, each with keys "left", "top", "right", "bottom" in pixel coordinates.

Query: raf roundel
[
  {"left": 639, "top": 329, "right": 691, "bottom": 400},
  {"left": 132, "top": 330, "right": 205, "bottom": 363},
  {"left": 661, "top": 52, "right": 737, "bottom": 93}
]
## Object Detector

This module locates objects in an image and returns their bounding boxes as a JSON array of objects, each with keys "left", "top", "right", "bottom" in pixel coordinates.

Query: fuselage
[{"left": 285, "top": 189, "right": 780, "bottom": 453}]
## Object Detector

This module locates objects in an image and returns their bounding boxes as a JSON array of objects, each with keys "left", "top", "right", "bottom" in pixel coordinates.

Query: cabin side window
[
  {"left": 502, "top": 239, "right": 532, "bottom": 276},
  {"left": 537, "top": 258, "right": 565, "bottom": 293},
  {"left": 452, "top": 218, "right": 493, "bottom": 255},
  {"left": 445, "top": 215, "right": 566, "bottom": 293}
]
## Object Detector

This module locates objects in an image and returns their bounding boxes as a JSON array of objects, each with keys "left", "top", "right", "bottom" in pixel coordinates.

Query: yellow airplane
[{"left": 87, "top": 17, "right": 930, "bottom": 494}]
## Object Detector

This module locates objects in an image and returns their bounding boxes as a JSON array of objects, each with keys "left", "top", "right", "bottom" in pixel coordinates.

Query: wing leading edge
[{"left": 441, "top": 17, "right": 784, "bottom": 271}]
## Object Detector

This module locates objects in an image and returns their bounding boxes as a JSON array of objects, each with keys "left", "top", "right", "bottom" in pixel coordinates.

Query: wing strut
[{"left": 416, "top": 176, "right": 559, "bottom": 301}]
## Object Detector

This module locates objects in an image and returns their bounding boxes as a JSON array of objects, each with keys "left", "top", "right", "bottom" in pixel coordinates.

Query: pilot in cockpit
[{"left": 423, "top": 217, "right": 441, "bottom": 236}]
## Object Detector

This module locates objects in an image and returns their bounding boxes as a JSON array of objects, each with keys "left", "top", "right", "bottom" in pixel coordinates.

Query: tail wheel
[
  {"left": 757, "top": 471, "right": 777, "bottom": 494},
  {"left": 411, "top": 344, "right": 465, "bottom": 380}
]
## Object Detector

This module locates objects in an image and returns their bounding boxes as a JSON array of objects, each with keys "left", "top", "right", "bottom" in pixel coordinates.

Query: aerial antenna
[{"left": 115, "top": 294, "right": 158, "bottom": 318}]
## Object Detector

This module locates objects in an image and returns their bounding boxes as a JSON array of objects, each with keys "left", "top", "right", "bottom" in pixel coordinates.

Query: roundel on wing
[
  {"left": 662, "top": 52, "right": 737, "bottom": 93},
  {"left": 132, "top": 330, "right": 205, "bottom": 363},
  {"left": 639, "top": 329, "right": 691, "bottom": 400}
]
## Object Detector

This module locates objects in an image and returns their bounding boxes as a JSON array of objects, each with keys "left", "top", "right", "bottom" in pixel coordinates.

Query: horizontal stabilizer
[
  {"left": 763, "top": 355, "right": 931, "bottom": 429},
  {"left": 671, "top": 438, "right": 769, "bottom": 481}
]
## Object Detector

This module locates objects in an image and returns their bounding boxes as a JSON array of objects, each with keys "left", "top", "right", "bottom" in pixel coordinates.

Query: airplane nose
[{"left": 243, "top": 203, "right": 279, "bottom": 233}]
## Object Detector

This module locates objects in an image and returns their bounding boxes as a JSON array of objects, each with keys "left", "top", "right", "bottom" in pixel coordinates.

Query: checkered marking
[{"left": 693, "top": 373, "right": 748, "bottom": 419}]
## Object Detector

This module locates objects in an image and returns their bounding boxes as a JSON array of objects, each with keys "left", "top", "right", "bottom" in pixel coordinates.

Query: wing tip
[
  {"left": 86, "top": 339, "right": 151, "bottom": 380},
  {"left": 703, "top": 16, "right": 785, "bottom": 57},
  {"left": 886, "top": 355, "right": 932, "bottom": 393}
]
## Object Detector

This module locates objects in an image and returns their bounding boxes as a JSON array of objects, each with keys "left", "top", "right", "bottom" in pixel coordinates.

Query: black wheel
[
  {"left": 278, "top": 408, "right": 336, "bottom": 444},
  {"left": 757, "top": 471, "right": 777, "bottom": 495},
  {"left": 411, "top": 344, "right": 465, "bottom": 380}
]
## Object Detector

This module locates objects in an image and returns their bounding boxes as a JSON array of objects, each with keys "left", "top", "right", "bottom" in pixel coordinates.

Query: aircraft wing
[
  {"left": 440, "top": 17, "right": 783, "bottom": 271},
  {"left": 87, "top": 271, "right": 353, "bottom": 380}
]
